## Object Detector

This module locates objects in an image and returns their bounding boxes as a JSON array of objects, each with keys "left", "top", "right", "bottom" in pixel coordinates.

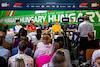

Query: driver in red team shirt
[{"left": 26, "top": 20, "right": 36, "bottom": 33}]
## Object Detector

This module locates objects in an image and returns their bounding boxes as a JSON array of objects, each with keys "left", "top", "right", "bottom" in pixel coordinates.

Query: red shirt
[{"left": 26, "top": 25, "right": 36, "bottom": 32}]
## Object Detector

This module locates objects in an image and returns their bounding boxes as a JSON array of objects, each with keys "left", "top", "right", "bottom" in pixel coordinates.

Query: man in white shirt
[
  {"left": 8, "top": 40, "right": 34, "bottom": 67},
  {"left": 78, "top": 14, "right": 94, "bottom": 52},
  {"left": 13, "top": 20, "right": 23, "bottom": 34}
]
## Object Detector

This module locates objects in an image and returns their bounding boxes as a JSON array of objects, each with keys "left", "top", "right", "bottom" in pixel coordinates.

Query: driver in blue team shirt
[{"left": 67, "top": 18, "right": 79, "bottom": 43}]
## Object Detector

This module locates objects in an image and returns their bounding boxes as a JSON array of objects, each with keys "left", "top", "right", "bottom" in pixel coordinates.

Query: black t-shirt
[
  {"left": 0, "top": 56, "right": 8, "bottom": 67},
  {"left": 86, "top": 40, "right": 99, "bottom": 49}
]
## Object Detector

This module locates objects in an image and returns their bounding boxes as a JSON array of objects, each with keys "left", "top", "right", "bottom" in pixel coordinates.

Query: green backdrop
[{"left": 0, "top": 10, "right": 100, "bottom": 39}]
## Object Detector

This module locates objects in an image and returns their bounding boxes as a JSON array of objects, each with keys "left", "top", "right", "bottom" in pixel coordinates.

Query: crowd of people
[{"left": 0, "top": 14, "right": 100, "bottom": 67}]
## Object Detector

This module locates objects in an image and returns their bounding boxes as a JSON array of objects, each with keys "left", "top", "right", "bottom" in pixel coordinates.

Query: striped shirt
[{"left": 34, "top": 45, "right": 50, "bottom": 59}]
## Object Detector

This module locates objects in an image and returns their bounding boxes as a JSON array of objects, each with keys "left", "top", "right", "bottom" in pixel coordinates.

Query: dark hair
[
  {"left": 30, "top": 20, "right": 32, "bottom": 23},
  {"left": 58, "top": 41, "right": 64, "bottom": 48},
  {"left": 36, "top": 29, "right": 42, "bottom": 40},
  {"left": 19, "top": 28, "right": 25, "bottom": 34},
  {"left": 0, "top": 29, "right": 7, "bottom": 36},
  {"left": 88, "top": 32, "right": 94, "bottom": 40},
  {"left": 18, "top": 40, "right": 27, "bottom": 52},
  {"left": 18, "top": 28, "right": 27, "bottom": 38},
  {"left": 2, "top": 30, "right": 7, "bottom": 35},
  {"left": 0, "top": 37, "right": 3, "bottom": 46},
  {"left": 16, "top": 20, "right": 19, "bottom": 23},
  {"left": 57, "top": 37, "right": 64, "bottom": 42},
  {"left": 21, "top": 30, "right": 27, "bottom": 37},
  {"left": 37, "top": 29, "right": 42, "bottom": 34},
  {"left": 2, "top": 25, "right": 8, "bottom": 31}
]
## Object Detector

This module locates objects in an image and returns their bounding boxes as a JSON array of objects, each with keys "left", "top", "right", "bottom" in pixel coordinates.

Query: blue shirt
[
  {"left": 12, "top": 47, "right": 32, "bottom": 56},
  {"left": 68, "top": 24, "right": 75, "bottom": 29},
  {"left": 41, "top": 26, "right": 49, "bottom": 30},
  {"left": 5, "top": 37, "right": 12, "bottom": 44},
  {"left": 0, "top": 46, "right": 9, "bottom": 59}
]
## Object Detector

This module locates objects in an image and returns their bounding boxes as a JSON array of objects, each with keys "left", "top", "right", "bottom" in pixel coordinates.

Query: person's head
[
  {"left": 58, "top": 41, "right": 64, "bottom": 49},
  {"left": 0, "top": 30, "right": 7, "bottom": 39},
  {"left": 83, "top": 14, "right": 89, "bottom": 21},
  {"left": 42, "top": 35, "right": 51, "bottom": 45},
  {"left": 95, "top": 57, "right": 100, "bottom": 67},
  {"left": 44, "top": 20, "right": 47, "bottom": 26},
  {"left": 49, "top": 42, "right": 59, "bottom": 55},
  {"left": 14, "top": 58, "right": 25, "bottom": 67},
  {"left": 19, "top": 29, "right": 28, "bottom": 41},
  {"left": 71, "top": 19, "right": 74, "bottom": 24},
  {"left": 37, "top": 29, "right": 42, "bottom": 34},
  {"left": 16, "top": 20, "right": 20, "bottom": 25},
  {"left": 19, "top": 28, "right": 27, "bottom": 38},
  {"left": 36, "top": 29, "right": 42, "bottom": 40},
  {"left": 55, "top": 19, "right": 59, "bottom": 25},
  {"left": 2, "top": 25, "right": 8, "bottom": 31},
  {"left": 88, "top": 32, "right": 94, "bottom": 40},
  {"left": 0, "top": 37, "right": 3, "bottom": 46},
  {"left": 17, "top": 40, "right": 27, "bottom": 53},
  {"left": 29, "top": 20, "right": 34, "bottom": 26},
  {"left": 49, "top": 50, "right": 67, "bottom": 67}
]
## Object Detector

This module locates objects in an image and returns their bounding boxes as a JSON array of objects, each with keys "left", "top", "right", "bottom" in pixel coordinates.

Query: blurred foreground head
[
  {"left": 49, "top": 50, "right": 67, "bottom": 67},
  {"left": 14, "top": 58, "right": 25, "bottom": 67},
  {"left": 42, "top": 35, "right": 51, "bottom": 45},
  {"left": 18, "top": 40, "right": 27, "bottom": 52}
]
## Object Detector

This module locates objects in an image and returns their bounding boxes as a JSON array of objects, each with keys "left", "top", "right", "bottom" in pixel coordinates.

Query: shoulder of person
[
  {"left": 92, "top": 49, "right": 100, "bottom": 56},
  {"left": 8, "top": 55, "right": 16, "bottom": 61},
  {"left": 57, "top": 49, "right": 70, "bottom": 53},
  {"left": 13, "top": 25, "right": 16, "bottom": 28},
  {"left": 25, "top": 54, "right": 33, "bottom": 60},
  {"left": 42, "top": 63, "right": 48, "bottom": 67},
  {"left": 4, "top": 40, "right": 11, "bottom": 45}
]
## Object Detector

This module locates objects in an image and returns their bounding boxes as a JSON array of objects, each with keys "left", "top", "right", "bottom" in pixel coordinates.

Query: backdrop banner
[{"left": 0, "top": 10, "right": 100, "bottom": 39}]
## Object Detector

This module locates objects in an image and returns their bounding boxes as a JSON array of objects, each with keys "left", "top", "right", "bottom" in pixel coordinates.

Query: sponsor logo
[
  {"left": 79, "top": 3, "right": 88, "bottom": 8},
  {"left": 13, "top": 3, "right": 22, "bottom": 8},
  {"left": 1, "top": 2, "right": 10, "bottom": 8},
  {"left": 72, "top": 5, "right": 76, "bottom": 8},
  {"left": 41, "top": 5, "right": 45, "bottom": 8},
  {"left": 91, "top": 3, "right": 100, "bottom": 8},
  {"left": 67, "top": 5, "right": 71, "bottom": 8},
  {"left": 26, "top": 5, "right": 30, "bottom": 7}
]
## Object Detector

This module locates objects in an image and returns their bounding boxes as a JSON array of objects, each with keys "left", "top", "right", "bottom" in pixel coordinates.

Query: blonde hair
[
  {"left": 42, "top": 35, "right": 51, "bottom": 44},
  {"left": 14, "top": 58, "right": 25, "bottom": 67}
]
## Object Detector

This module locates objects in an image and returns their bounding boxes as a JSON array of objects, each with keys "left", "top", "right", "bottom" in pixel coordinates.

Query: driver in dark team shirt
[{"left": 67, "top": 18, "right": 79, "bottom": 42}]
